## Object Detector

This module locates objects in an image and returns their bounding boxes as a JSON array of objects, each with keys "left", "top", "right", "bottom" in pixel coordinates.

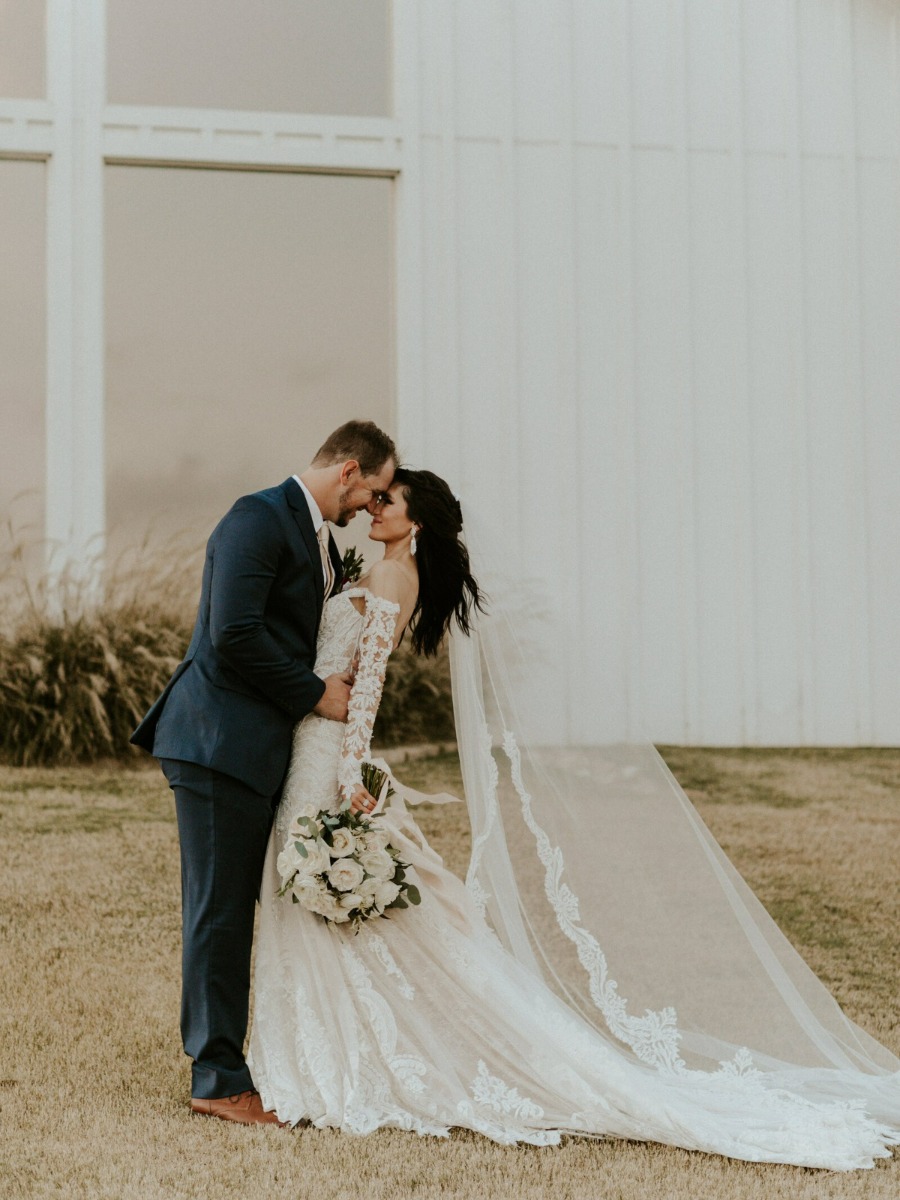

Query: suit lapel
[{"left": 281, "top": 477, "right": 324, "bottom": 609}]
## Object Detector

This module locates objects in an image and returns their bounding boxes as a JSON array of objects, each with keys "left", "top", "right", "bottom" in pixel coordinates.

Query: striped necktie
[{"left": 317, "top": 524, "right": 335, "bottom": 599}]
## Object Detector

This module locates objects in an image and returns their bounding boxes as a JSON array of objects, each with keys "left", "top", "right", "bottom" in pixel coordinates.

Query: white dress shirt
[
  {"left": 293, "top": 474, "right": 332, "bottom": 589},
  {"left": 292, "top": 474, "right": 324, "bottom": 533}
]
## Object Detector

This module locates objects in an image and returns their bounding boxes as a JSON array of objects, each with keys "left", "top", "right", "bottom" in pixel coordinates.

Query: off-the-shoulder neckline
[{"left": 336, "top": 586, "right": 401, "bottom": 612}]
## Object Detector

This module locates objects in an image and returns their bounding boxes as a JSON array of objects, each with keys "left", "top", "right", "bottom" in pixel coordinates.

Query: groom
[{"left": 132, "top": 420, "right": 396, "bottom": 1125}]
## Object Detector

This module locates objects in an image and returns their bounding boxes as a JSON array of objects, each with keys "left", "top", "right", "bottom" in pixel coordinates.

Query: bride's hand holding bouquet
[{"left": 276, "top": 764, "right": 421, "bottom": 931}]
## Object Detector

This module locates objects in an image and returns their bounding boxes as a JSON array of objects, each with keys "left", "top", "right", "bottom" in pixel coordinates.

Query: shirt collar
[{"left": 292, "top": 475, "right": 324, "bottom": 533}]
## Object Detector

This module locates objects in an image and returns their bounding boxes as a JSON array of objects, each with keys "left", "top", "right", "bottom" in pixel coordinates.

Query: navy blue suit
[{"left": 132, "top": 477, "right": 342, "bottom": 1098}]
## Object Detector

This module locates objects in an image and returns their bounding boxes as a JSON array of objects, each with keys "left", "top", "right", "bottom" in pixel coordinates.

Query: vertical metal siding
[{"left": 399, "top": 0, "right": 900, "bottom": 744}]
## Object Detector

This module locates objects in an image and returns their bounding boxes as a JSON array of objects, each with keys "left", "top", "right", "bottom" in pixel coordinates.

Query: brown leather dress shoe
[{"left": 190, "top": 1090, "right": 287, "bottom": 1127}]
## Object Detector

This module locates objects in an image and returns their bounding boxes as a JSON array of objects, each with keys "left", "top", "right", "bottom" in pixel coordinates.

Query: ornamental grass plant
[
  {"left": 372, "top": 638, "right": 454, "bottom": 747},
  {"left": 0, "top": 529, "right": 197, "bottom": 766},
  {"left": 0, "top": 526, "right": 455, "bottom": 765},
  {"left": 0, "top": 604, "right": 189, "bottom": 765}
]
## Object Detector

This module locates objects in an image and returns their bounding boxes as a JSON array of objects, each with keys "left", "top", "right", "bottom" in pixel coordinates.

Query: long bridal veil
[{"left": 447, "top": 504, "right": 900, "bottom": 1130}]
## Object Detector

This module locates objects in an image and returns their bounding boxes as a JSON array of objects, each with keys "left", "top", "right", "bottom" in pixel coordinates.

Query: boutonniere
[{"left": 340, "top": 546, "right": 364, "bottom": 591}]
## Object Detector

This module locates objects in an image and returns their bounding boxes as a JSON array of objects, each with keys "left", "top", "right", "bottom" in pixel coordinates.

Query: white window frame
[{"left": 0, "top": 0, "right": 421, "bottom": 590}]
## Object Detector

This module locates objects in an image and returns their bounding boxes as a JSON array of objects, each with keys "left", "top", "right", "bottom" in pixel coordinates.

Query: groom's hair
[{"left": 312, "top": 420, "right": 397, "bottom": 477}]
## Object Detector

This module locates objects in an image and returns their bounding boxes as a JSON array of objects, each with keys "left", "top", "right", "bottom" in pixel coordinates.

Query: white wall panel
[
  {"left": 417, "top": 1, "right": 450, "bottom": 136},
  {"left": 852, "top": 0, "right": 899, "bottom": 159},
  {"left": 629, "top": 0, "right": 676, "bottom": 147},
  {"left": 798, "top": 0, "right": 851, "bottom": 155},
  {"left": 572, "top": 0, "right": 626, "bottom": 144},
  {"left": 403, "top": 0, "right": 900, "bottom": 744},
  {"left": 418, "top": 135, "right": 461, "bottom": 481},
  {"left": 858, "top": 158, "right": 900, "bottom": 743},
  {"left": 456, "top": 141, "right": 513, "bottom": 483},
  {"left": 454, "top": 0, "right": 511, "bottom": 138},
  {"left": 513, "top": 1, "right": 566, "bottom": 142},
  {"left": 514, "top": 142, "right": 571, "bottom": 738},
  {"left": 744, "top": 155, "right": 803, "bottom": 743},
  {"left": 801, "top": 157, "right": 870, "bottom": 742},
  {"left": 684, "top": 0, "right": 734, "bottom": 150},
  {"left": 631, "top": 149, "right": 693, "bottom": 741},
  {"left": 688, "top": 151, "right": 747, "bottom": 742},
  {"left": 742, "top": 0, "right": 792, "bottom": 154},
  {"left": 572, "top": 146, "right": 633, "bottom": 742}
]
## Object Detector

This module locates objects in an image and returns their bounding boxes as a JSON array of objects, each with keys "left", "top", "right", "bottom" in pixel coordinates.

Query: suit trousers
[{"left": 160, "top": 758, "right": 279, "bottom": 1099}]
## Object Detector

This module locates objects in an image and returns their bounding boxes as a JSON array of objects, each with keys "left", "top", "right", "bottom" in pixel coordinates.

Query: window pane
[
  {"left": 0, "top": 161, "right": 45, "bottom": 588},
  {"left": 105, "top": 166, "right": 393, "bottom": 559},
  {"left": 107, "top": 0, "right": 390, "bottom": 116},
  {"left": 0, "top": 1, "right": 45, "bottom": 99}
]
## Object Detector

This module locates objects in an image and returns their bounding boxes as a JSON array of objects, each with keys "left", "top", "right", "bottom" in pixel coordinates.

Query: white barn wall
[
  {"left": 397, "top": 0, "right": 900, "bottom": 744},
  {"left": 3, "top": 2, "right": 894, "bottom": 746}
]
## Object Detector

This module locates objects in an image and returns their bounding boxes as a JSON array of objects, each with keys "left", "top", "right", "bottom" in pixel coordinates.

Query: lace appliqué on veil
[
  {"left": 499, "top": 728, "right": 880, "bottom": 1133},
  {"left": 496, "top": 731, "right": 891, "bottom": 1166},
  {"left": 463, "top": 719, "right": 499, "bottom": 920},
  {"left": 501, "top": 729, "right": 688, "bottom": 1073}
]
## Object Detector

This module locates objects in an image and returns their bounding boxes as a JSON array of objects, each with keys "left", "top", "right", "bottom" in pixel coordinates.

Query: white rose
[
  {"left": 359, "top": 848, "right": 395, "bottom": 881},
  {"left": 329, "top": 827, "right": 357, "bottom": 858},
  {"left": 327, "top": 858, "right": 365, "bottom": 893},
  {"left": 308, "top": 839, "right": 335, "bottom": 874},
  {"left": 276, "top": 842, "right": 305, "bottom": 882},
  {"left": 278, "top": 844, "right": 328, "bottom": 883},
  {"left": 374, "top": 879, "right": 401, "bottom": 910},
  {"left": 287, "top": 840, "right": 329, "bottom": 882},
  {"left": 308, "top": 890, "right": 341, "bottom": 918},
  {"left": 362, "top": 828, "right": 391, "bottom": 852},
  {"left": 338, "top": 892, "right": 364, "bottom": 911},
  {"left": 317, "top": 892, "right": 351, "bottom": 923},
  {"left": 291, "top": 875, "right": 321, "bottom": 906},
  {"left": 358, "top": 876, "right": 380, "bottom": 900}
]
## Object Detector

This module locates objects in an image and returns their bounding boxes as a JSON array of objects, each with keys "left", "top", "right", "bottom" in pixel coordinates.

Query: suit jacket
[{"left": 131, "top": 477, "right": 344, "bottom": 795}]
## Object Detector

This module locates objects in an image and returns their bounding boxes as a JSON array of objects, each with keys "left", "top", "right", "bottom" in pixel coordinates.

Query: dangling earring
[{"left": 410, "top": 527, "right": 418, "bottom": 556}]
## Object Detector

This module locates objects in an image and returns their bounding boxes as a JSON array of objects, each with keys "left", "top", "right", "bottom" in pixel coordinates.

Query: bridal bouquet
[{"left": 276, "top": 765, "right": 421, "bottom": 930}]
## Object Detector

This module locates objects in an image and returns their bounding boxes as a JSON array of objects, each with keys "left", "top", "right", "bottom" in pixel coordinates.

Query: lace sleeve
[{"left": 337, "top": 591, "right": 400, "bottom": 802}]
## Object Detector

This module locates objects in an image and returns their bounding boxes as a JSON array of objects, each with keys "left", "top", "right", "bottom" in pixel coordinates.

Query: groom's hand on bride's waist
[{"left": 312, "top": 672, "right": 353, "bottom": 722}]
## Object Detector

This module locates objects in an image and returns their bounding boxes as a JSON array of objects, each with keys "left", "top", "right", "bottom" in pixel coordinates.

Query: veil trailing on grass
[{"left": 448, "top": 504, "right": 900, "bottom": 1129}]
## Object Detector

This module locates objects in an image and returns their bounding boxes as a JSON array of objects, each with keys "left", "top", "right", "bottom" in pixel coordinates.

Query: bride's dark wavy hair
[{"left": 392, "top": 467, "right": 484, "bottom": 657}]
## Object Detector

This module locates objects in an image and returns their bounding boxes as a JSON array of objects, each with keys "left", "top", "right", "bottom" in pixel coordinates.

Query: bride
[{"left": 247, "top": 467, "right": 900, "bottom": 1170}]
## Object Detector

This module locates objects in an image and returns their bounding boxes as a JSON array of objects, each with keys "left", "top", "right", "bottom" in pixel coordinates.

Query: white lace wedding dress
[{"left": 247, "top": 589, "right": 898, "bottom": 1169}]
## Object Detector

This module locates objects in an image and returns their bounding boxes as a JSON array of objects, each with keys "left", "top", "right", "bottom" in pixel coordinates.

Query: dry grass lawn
[{"left": 1, "top": 747, "right": 898, "bottom": 1199}]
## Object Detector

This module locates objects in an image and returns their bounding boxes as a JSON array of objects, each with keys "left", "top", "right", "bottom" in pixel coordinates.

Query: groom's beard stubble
[{"left": 334, "top": 487, "right": 360, "bottom": 528}]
